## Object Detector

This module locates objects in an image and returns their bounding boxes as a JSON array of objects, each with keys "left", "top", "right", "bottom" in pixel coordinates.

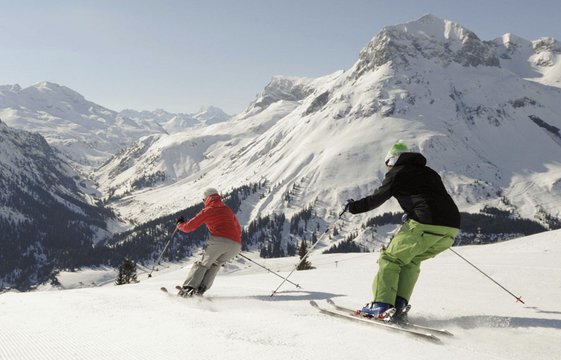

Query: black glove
[
  {"left": 342, "top": 198, "right": 354, "bottom": 214},
  {"left": 176, "top": 216, "right": 185, "bottom": 225}
]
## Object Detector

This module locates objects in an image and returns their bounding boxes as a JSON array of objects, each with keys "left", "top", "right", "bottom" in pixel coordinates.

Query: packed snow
[{"left": 1, "top": 230, "right": 560, "bottom": 360}]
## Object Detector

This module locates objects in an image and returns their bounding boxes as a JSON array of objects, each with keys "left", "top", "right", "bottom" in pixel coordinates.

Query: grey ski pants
[{"left": 182, "top": 235, "right": 241, "bottom": 293}]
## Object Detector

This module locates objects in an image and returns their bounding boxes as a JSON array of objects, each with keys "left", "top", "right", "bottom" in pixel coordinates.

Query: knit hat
[
  {"left": 203, "top": 188, "right": 219, "bottom": 199},
  {"left": 384, "top": 141, "right": 409, "bottom": 166}
]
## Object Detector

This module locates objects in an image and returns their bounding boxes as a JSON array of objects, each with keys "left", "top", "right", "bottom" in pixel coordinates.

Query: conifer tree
[
  {"left": 297, "top": 240, "right": 314, "bottom": 270},
  {"left": 115, "top": 257, "right": 138, "bottom": 285}
]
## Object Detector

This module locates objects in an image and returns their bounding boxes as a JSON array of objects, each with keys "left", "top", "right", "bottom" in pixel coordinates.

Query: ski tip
[
  {"left": 160, "top": 287, "right": 168, "bottom": 292},
  {"left": 309, "top": 300, "right": 319, "bottom": 308},
  {"left": 326, "top": 298, "right": 335, "bottom": 305},
  {"left": 175, "top": 285, "right": 183, "bottom": 291}
]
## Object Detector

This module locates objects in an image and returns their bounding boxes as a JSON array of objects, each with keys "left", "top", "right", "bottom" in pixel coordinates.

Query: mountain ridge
[
  {"left": 0, "top": 121, "right": 112, "bottom": 288},
  {"left": 0, "top": 82, "right": 230, "bottom": 169}
]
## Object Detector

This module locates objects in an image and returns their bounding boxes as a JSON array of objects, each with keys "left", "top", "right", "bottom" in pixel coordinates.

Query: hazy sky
[{"left": 1, "top": 0, "right": 560, "bottom": 114}]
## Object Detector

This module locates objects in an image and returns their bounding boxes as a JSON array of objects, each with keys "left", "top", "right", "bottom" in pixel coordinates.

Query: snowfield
[{"left": 1, "top": 230, "right": 560, "bottom": 360}]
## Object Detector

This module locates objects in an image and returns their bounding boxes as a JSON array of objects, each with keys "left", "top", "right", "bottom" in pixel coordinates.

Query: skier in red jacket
[{"left": 176, "top": 188, "right": 242, "bottom": 297}]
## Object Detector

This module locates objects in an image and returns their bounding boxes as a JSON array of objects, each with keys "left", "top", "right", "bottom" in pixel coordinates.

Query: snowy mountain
[
  {"left": 0, "top": 80, "right": 231, "bottom": 172},
  {"left": 97, "top": 14, "right": 561, "bottom": 232},
  {"left": 0, "top": 82, "right": 167, "bottom": 169},
  {"left": 0, "top": 82, "right": 233, "bottom": 288},
  {"left": 495, "top": 33, "right": 561, "bottom": 87},
  {"left": 1, "top": 230, "right": 559, "bottom": 359},
  {"left": 120, "top": 106, "right": 231, "bottom": 133},
  {"left": 0, "top": 120, "right": 112, "bottom": 288}
]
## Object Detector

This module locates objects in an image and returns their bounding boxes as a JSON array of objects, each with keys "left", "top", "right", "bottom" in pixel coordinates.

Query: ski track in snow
[
  {"left": 1, "top": 233, "right": 561, "bottom": 360},
  {"left": 0, "top": 328, "right": 153, "bottom": 360}
]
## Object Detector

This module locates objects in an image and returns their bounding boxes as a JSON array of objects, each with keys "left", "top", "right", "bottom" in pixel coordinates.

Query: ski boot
[
  {"left": 393, "top": 296, "right": 411, "bottom": 322},
  {"left": 195, "top": 285, "right": 207, "bottom": 296},
  {"left": 177, "top": 286, "right": 196, "bottom": 298},
  {"left": 360, "top": 302, "right": 396, "bottom": 321}
]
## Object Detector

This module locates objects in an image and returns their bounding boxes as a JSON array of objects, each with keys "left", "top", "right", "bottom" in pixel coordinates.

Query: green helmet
[{"left": 384, "top": 141, "right": 408, "bottom": 166}]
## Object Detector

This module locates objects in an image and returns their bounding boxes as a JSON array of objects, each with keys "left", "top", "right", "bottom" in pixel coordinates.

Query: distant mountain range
[
  {"left": 0, "top": 83, "right": 231, "bottom": 170},
  {"left": 2, "top": 14, "right": 561, "bottom": 289}
]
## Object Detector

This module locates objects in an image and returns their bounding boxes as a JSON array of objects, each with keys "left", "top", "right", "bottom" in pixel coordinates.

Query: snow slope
[{"left": 1, "top": 230, "right": 559, "bottom": 360}]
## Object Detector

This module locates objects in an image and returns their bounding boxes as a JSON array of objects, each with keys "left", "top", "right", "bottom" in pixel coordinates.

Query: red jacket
[{"left": 177, "top": 194, "right": 242, "bottom": 243}]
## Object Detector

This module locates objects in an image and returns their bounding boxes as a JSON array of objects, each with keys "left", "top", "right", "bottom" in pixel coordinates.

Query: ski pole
[
  {"left": 271, "top": 208, "right": 347, "bottom": 297},
  {"left": 148, "top": 227, "right": 178, "bottom": 278},
  {"left": 238, "top": 253, "right": 301, "bottom": 288},
  {"left": 449, "top": 247, "right": 525, "bottom": 304}
]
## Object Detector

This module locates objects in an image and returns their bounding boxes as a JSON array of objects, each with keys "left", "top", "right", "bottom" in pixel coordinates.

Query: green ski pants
[{"left": 372, "top": 219, "right": 459, "bottom": 305}]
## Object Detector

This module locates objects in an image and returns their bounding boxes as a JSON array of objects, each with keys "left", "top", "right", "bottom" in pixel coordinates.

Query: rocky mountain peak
[
  {"left": 0, "top": 84, "right": 22, "bottom": 93},
  {"left": 354, "top": 14, "right": 499, "bottom": 77},
  {"left": 533, "top": 37, "right": 561, "bottom": 53},
  {"left": 20, "top": 81, "right": 87, "bottom": 104},
  {"left": 194, "top": 106, "right": 230, "bottom": 125},
  {"left": 500, "top": 33, "right": 532, "bottom": 49},
  {"left": 242, "top": 76, "right": 316, "bottom": 117}
]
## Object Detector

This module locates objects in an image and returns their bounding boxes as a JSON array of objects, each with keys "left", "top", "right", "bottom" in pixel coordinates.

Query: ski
[
  {"left": 161, "top": 285, "right": 212, "bottom": 302},
  {"left": 159, "top": 286, "right": 191, "bottom": 296},
  {"left": 310, "top": 300, "right": 441, "bottom": 343},
  {"left": 326, "top": 298, "right": 453, "bottom": 336},
  {"left": 175, "top": 285, "right": 189, "bottom": 294}
]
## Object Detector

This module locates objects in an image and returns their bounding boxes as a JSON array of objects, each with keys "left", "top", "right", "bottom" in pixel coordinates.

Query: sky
[{"left": 1, "top": 0, "right": 560, "bottom": 115}]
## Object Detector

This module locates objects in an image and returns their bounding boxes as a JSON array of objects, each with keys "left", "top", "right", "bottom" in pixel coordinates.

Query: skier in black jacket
[{"left": 346, "top": 141, "right": 460, "bottom": 319}]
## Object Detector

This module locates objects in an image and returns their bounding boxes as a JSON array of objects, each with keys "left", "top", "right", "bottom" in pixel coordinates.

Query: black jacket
[{"left": 347, "top": 153, "right": 461, "bottom": 228}]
